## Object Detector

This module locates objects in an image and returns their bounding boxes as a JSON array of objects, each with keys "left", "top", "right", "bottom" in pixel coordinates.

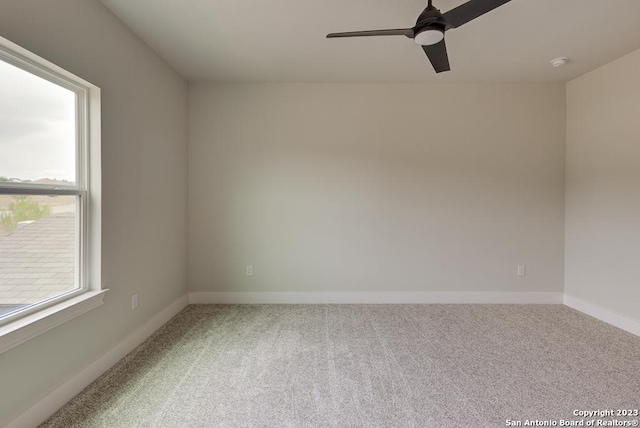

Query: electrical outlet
[
  {"left": 132, "top": 294, "right": 138, "bottom": 310},
  {"left": 246, "top": 265, "right": 253, "bottom": 276},
  {"left": 517, "top": 265, "right": 526, "bottom": 277}
]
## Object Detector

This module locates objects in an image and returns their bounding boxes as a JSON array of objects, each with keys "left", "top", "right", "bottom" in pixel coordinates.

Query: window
[{"left": 0, "top": 36, "right": 102, "bottom": 342}]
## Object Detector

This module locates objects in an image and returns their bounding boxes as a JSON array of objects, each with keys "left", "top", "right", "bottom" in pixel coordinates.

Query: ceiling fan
[{"left": 326, "top": 0, "right": 512, "bottom": 73}]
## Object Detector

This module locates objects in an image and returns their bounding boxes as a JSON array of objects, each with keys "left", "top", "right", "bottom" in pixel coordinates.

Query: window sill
[{"left": 0, "top": 289, "right": 108, "bottom": 354}]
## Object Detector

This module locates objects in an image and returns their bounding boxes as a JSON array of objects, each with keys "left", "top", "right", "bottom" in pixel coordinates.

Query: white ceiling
[{"left": 99, "top": 0, "right": 640, "bottom": 82}]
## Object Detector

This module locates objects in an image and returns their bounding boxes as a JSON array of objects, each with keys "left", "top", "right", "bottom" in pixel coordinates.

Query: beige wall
[
  {"left": 189, "top": 83, "right": 566, "bottom": 294},
  {"left": 0, "top": 0, "right": 188, "bottom": 425},
  {"left": 0, "top": 0, "right": 635, "bottom": 422},
  {"left": 565, "top": 48, "right": 640, "bottom": 322}
]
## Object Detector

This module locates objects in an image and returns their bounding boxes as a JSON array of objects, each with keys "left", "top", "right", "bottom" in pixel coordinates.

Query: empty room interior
[{"left": 1, "top": 0, "right": 639, "bottom": 427}]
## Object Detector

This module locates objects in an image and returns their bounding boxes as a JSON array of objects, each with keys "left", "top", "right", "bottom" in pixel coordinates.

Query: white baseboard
[
  {"left": 189, "top": 291, "right": 563, "bottom": 305},
  {"left": 5, "top": 294, "right": 189, "bottom": 428},
  {"left": 564, "top": 294, "right": 640, "bottom": 338}
]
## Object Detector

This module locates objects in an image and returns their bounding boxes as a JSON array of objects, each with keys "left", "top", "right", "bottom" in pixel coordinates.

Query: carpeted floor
[{"left": 41, "top": 305, "right": 640, "bottom": 427}]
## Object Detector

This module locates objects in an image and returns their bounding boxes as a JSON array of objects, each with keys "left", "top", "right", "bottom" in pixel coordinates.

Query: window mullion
[{"left": 0, "top": 186, "right": 83, "bottom": 196}]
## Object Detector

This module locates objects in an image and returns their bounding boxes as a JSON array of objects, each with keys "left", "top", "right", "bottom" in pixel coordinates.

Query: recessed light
[{"left": 551, "top": 57, "right": 569, "bottom": 68}]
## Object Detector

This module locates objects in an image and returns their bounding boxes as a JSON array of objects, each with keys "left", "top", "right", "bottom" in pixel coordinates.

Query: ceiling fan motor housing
[
  {"left": 417, "top": 4, "right": 442, "bottom": 25},
  {"left": 413, "top": 5, "right": 447, "bottom": 45}
]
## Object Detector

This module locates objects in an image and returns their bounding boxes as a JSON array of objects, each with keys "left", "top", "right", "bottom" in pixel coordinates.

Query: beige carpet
[{"left": 42, "top": 305, "right": 640, "bottom": 427}]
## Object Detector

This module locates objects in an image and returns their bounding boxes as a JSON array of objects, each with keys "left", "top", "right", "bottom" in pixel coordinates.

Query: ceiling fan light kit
[
  {"left": 414, "top": 29, "right": 444, "bottom": 46},
  {"left": 327, "top": 0, "right": 513, "bottom": 73}
]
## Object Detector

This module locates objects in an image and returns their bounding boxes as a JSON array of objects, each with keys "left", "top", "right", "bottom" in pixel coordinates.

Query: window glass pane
[
  {"left": 0, "top": 194, "right": 78, "bottom": 318},
  {"left": 0, "top": 59, "right": 76, "bottom": 186}
]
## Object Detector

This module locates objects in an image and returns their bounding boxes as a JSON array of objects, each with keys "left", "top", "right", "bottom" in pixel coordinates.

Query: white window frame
[{"left": 0, "top": 36, "right": 105, "bottom": 353}]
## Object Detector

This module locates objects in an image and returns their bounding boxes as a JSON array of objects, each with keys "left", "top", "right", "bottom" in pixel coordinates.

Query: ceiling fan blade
[
  {"left": 327, "top": 28, "right": 414, "bottom": 39},
  {"left": 422, "top": 39, "right": 450, "bottom": 73},
  {"left": 442, "top": 0, "right": 512, "bottom": 29}
]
